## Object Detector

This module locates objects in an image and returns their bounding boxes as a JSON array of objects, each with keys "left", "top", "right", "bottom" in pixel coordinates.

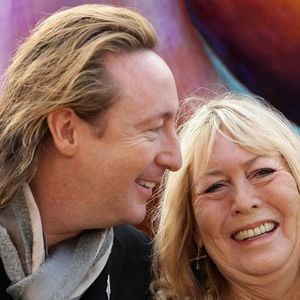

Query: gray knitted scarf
[{"left": 0, "top": 186, "right": 113, "bottom": 300}]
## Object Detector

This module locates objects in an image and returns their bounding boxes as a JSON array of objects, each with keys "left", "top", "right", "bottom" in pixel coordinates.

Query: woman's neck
[{"left": 224, "top": 268, "right": 300, "bottom": 300}]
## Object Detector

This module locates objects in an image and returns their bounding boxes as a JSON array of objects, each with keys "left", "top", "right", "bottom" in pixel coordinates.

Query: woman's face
[{"left": 193, "top": 133, "right": 300, "bottom": 282}]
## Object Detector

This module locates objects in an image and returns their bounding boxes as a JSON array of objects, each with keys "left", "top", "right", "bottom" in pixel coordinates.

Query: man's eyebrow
[{"left": 137, "top": 111, "right": 177, "bottom": 126}]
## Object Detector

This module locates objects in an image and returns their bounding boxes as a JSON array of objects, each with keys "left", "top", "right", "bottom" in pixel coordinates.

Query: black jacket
[{"left": 0, "top": 224, "right": 152, "bottom": 300}]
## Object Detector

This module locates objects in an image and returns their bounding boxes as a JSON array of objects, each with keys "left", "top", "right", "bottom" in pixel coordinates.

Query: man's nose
[{"left": 156, "top": 131, "right": 182, "bottom": 171}]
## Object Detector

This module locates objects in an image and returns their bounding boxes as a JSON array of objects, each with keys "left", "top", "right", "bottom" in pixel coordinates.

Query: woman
[{"left": 151, "top": 93, "right": 300, "bottom": 299}]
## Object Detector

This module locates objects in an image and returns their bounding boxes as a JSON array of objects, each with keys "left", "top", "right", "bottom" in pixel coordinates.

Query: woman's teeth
[{"left": 233, "top": 222, "right": 276, "bottom": 241}]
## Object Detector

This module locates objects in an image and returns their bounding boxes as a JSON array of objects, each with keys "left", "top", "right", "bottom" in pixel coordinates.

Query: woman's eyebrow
[{"left": 201, "top": 155, "right": 264, "bottom": 178}]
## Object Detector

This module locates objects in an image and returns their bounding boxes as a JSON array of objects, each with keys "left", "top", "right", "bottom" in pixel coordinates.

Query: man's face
[{"left": 74, "top": 50, "right": 182, "bottom": 227}]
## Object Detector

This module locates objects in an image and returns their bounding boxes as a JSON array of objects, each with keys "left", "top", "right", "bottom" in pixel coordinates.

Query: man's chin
[{"left": 126, "top": 207, "right": 147, "bottom": 226}]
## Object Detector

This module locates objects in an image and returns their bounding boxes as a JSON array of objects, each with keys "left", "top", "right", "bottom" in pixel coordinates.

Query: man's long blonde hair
[{"left": 0, "top": 4, "right": 156, "bottom": 208}]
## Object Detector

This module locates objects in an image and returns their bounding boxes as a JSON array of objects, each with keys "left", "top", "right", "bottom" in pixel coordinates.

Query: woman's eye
[
  {"left": 205, "top": 182, "right": 225, "bottom": 193},
  {"left": 253, "top": 168, "right": 276, "bottom": 178}
]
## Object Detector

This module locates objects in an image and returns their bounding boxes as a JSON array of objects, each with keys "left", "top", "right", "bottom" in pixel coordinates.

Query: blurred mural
[
  {"left": 1, "top": 0, "right": 299, "bottom": 231},
  {"left": 185, "top": 0, "right": 300, "bottom": 125}
]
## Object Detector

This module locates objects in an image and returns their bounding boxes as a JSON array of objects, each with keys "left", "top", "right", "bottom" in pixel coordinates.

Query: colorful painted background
[{"left": 1, "top": 0, "right": 299, "bottom": 124}]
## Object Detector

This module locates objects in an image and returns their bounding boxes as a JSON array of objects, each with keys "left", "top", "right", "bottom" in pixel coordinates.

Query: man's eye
[
  {"left": 205, "top": 183, "right": 225, "bottom": 193},
  {"left": 150, "top": 124, "right": 163, "bottom": 133},
  {"left": 151, "top": 127, "right": 161, "bottom": 133}
]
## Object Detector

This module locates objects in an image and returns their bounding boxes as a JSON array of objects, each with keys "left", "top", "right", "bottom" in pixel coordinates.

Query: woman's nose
[{"left": 230, "top": 182, "right": 261, "bottom": 216}]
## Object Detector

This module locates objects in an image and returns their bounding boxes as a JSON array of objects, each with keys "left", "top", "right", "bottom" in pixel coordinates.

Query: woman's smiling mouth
[{"left": 233, "top": 222, "right": 278, "bottom": 241}]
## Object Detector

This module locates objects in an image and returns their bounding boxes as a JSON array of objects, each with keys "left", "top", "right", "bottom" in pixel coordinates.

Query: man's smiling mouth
[{"left": 136, "top": 179, "right": 157, "bottom": 189}]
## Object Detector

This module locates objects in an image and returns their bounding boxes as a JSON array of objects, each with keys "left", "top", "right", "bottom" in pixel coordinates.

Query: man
[{"left": 0, "top": 4, "right": 182, "bottom": 299}]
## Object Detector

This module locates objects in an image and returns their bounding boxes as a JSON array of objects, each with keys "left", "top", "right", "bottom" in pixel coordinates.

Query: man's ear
[{"left": 47, "top": 108, "right": 79, "bottom": 156}]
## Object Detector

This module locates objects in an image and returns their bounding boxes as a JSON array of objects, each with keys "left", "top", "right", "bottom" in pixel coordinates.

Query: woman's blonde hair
[
  {"left": 151, "top": 93, "right": 300, "bottom": 299},
  {"left": 0, "top": 4, "right": 156, "bottom": 208}
]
